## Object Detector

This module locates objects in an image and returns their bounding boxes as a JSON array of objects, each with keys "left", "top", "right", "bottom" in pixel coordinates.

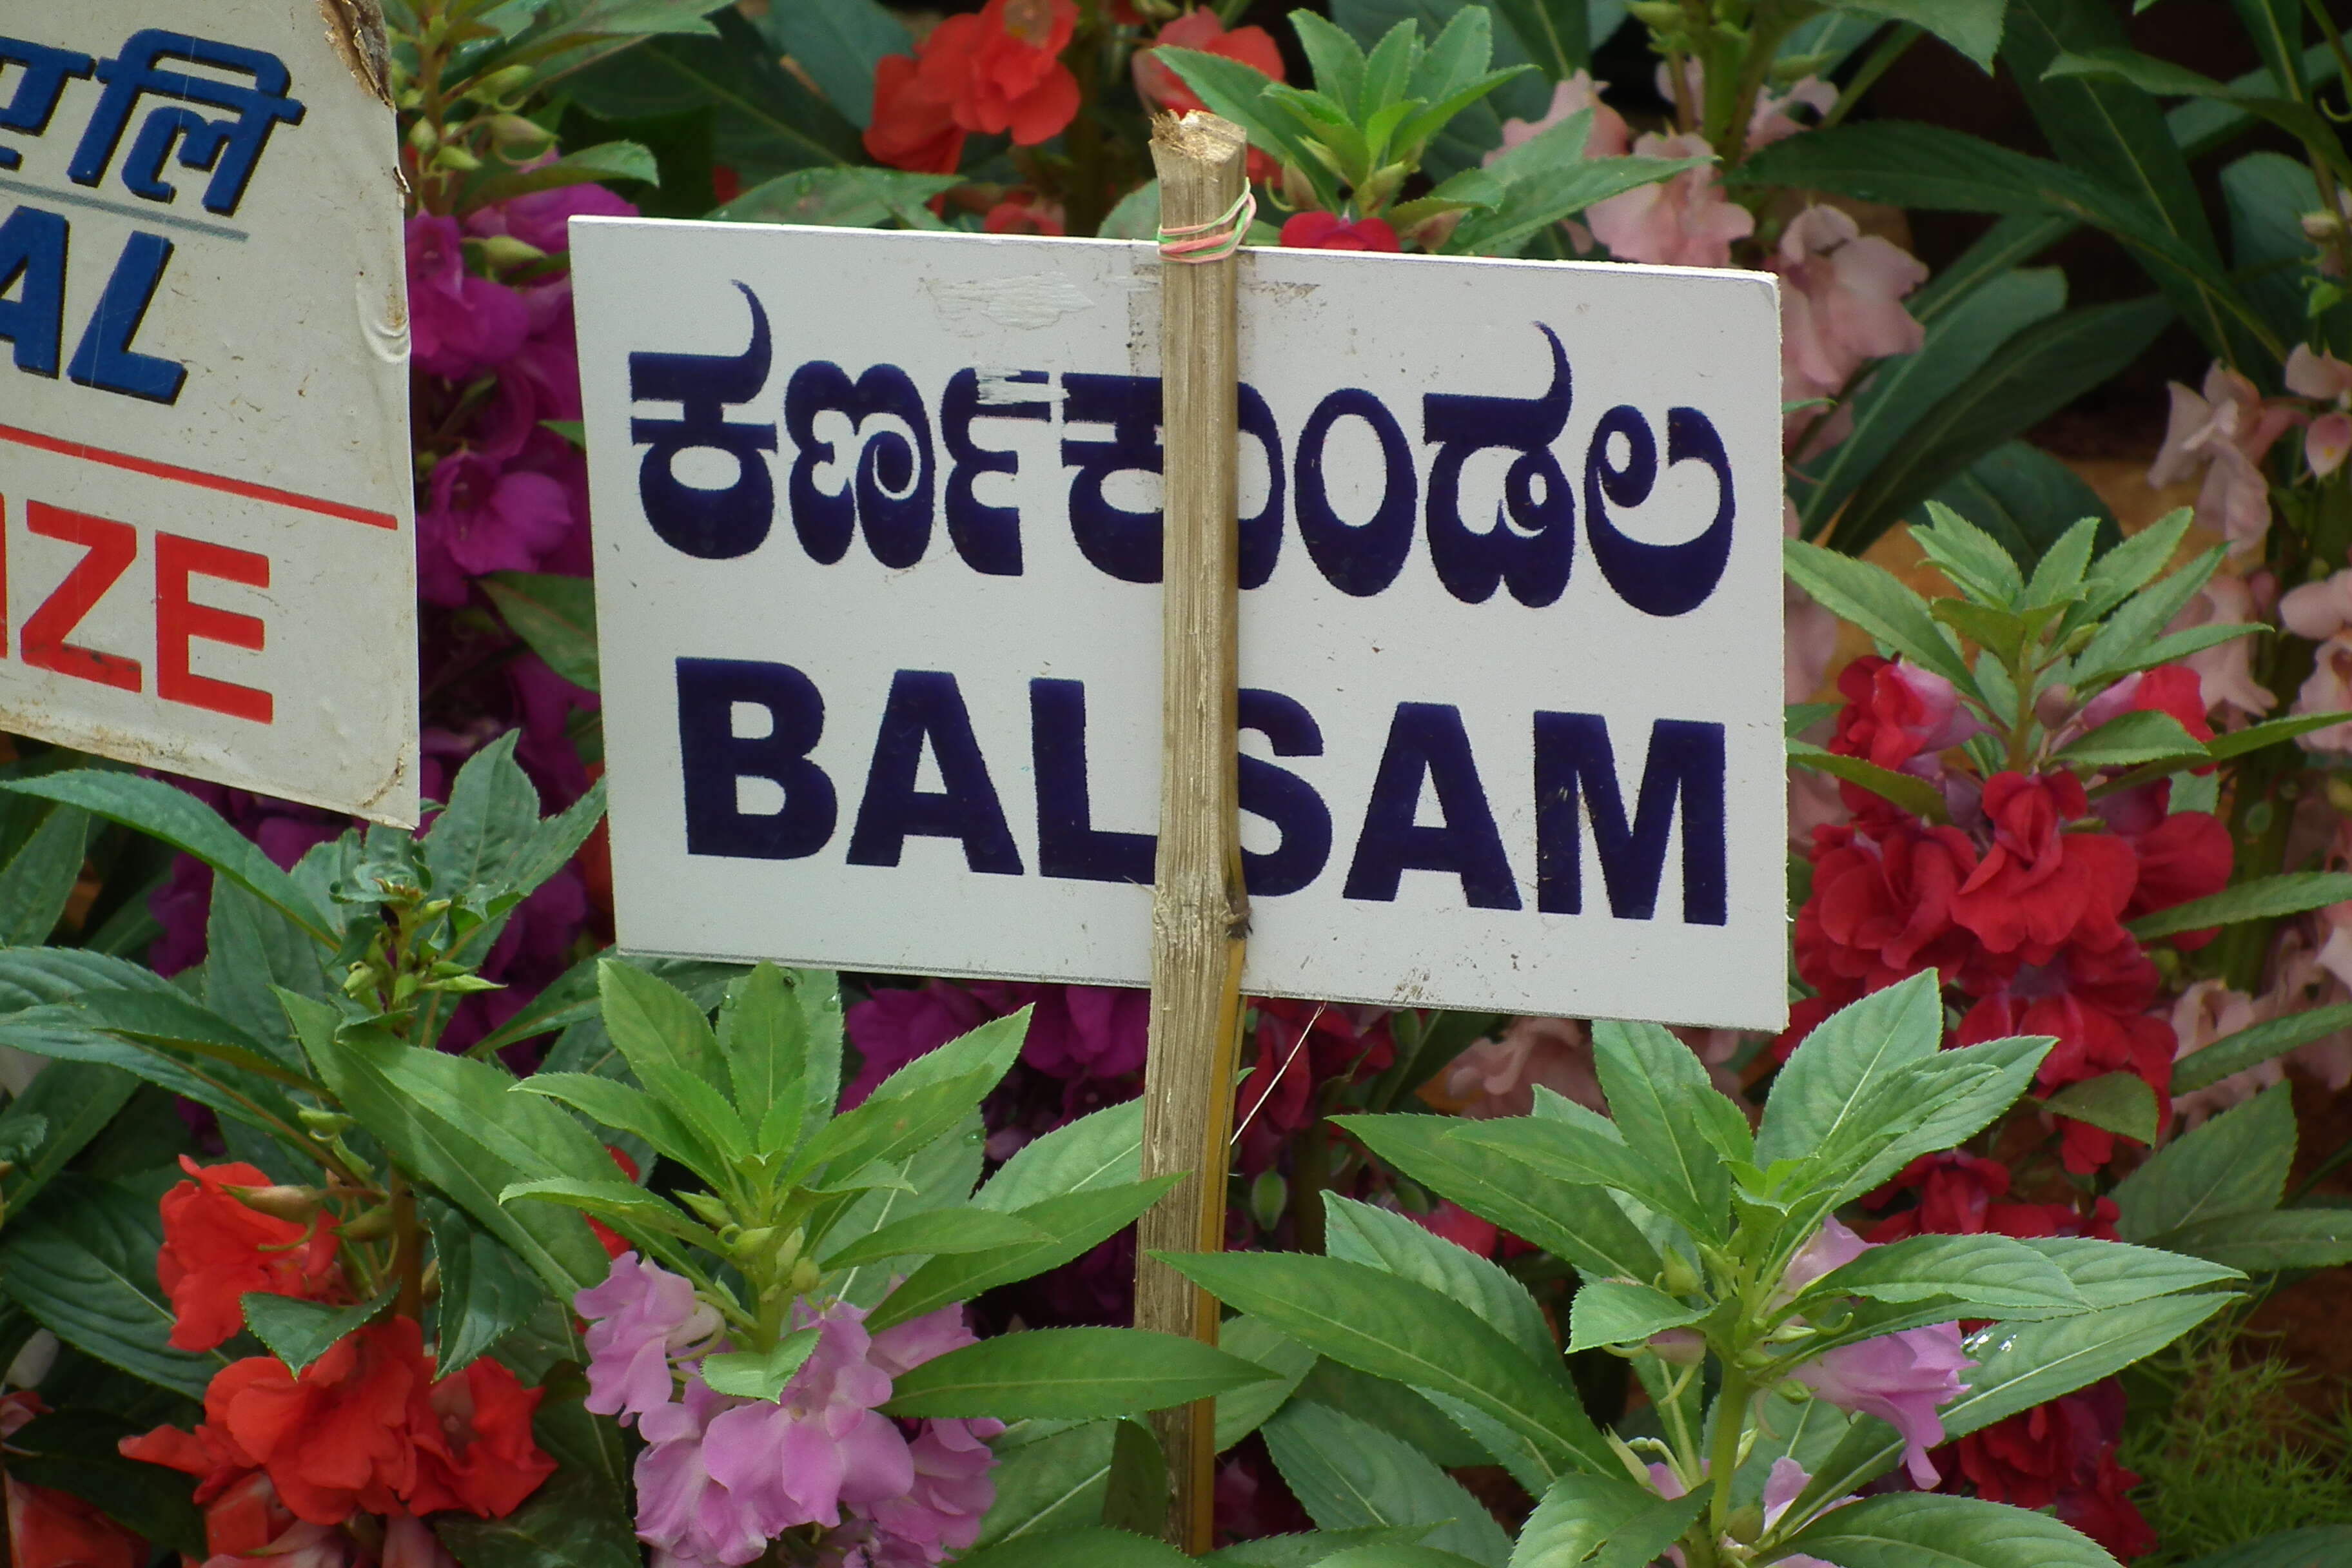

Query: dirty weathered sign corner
[{"left": 0, "top": 0, "right": 420, "bottom": 825}]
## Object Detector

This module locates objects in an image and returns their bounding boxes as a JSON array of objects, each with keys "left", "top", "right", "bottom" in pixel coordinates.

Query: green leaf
[
  {"left": 242, "top": 1289, "right": 395, "bottom": 1377},
  {"left": 2170, "top": 1528, "right": 2352, "bottom": 1568},
  {"left": 1787, "top": 743, "right": 1952, "bottom": 823},
  {"left": 202, "top": 878, "right": 335, "bottom": 1073},
  {"left": 564, "top": 8, "right": 860, "bottom": 182},
  {"left": 2054, "top": 710, "right": 2204, "bottom": 769},
  {"left": 599, "top": 957, "right": 729, "bottom": 1095},
  {"left": 1, "top": 772, "right": 336, "bottom": 940},
  {"left": 288, "top": 997, "right": 611, "bottom": 1294},
  {"left": 1451, "top": 139, "right": 1705, "bottom": 257},
  {"left": 2173, "top": 1002, "right": 2352, "bottom": 1093},
  {"left": 426, "top": 1197, "right": 546, "bottom": 1376},
  {"left": 0, "top": 1060, "right": 136, "bottom": 1213},
  {"left": 1758, "top": 974, "right": 1943, "bottom": 1167},
  {"left": 1291, "top": 1361, "right": 1490, "bottom": 1467},
  {"left": 1823, "top": 1035, "right": 2051, "bottom": 1204},
  {"left": 1825, "top": 297, "right": 2173, "bottom": 556},
  {"left": 1511, "top": 1472, "right": 1705, "bottom": 1568},
  {"left": 0, "top": 801, "right": 88, "bottom": 945},
  {"left": 472, "top": 141, "right": 656, "bottom": 207},
  {"left": 761, "top": 0, "right": 908, "bottom": 129},
  {"left": 1591, "top": 1019, "right": 1733, "bottom": 1238},
  {"left": 499, "top": 1175, "right": 721, "bottom": 1249},
  {"left": 797, "top": 1067, "right": 1001, "bottom": 1188},
  {"left": 1160, "top": 48, "right": 1332, "bottom": 206},
  {"left": 2019, "top": 1235, "right": 2241, "bottom": 1306},
  {"left": 1923, "top": 447, "right": 2117, "bottom": 583},
  {"left": 1163, "top": 1250, "right": 1614, "bottom": 1482},
  {"left": 2040, "top": 1072, "right": 2159, "bottom": 1145},
  {"left": 870, "top": 1176, "right": 1181, "bottom": 1329},
  {"left": 1101, "top": 1417, "right": 1168, "bottom": 1538},
  {"left": 0, "top": 985, "right": 311, "bottom": 1142},
  {"left": 2044, "top": 50, "right": 2352, "bottom": 186},
  {"left": 2002, "top": 0, "right": 2240, "bottom": 360},
  {"left": 481, "top": 573, "right": 599, "bottom": 692},
  {"left": 2152, "top": 1209, "right": 2352, "bottom": 1272},
  {"left": 0, "top": 1174, "right": 231, "bottom": 1398},
  {"left": 1337, "top": 1113, "right": 1661, "bottom": 1284},
  {"left": 640, "top": 1060, "right": 752, "bottom": 1164},
  {"left": 2125, "top": 872, "right": 2352, "bottom": 940},
  {"left": 955, "top": 1527, "right": 1195, "bottom": 1568},
  {"left": 1262, "top": 1402, "right": 1513, "bottom": 1568},
  {"left": 820, "top": 1113, "right": 983, "bottom": 1309},
  {"left": 10, "top": 1407, "right": 204, "bottom": 1554},
  {"left": 1803, "top": 1233, "right": 2086, "bottom": 1315},
  {"left": 500, "top": 778, "right": 608, "bottom": 910},
  {"left": 712, "top": 166, "right": 956, "bottom": 228},
  {"left": 1787, "top": 1294, "right": 2227, "bottom": 1521},
  {"left": 1321, "top": 1195, "right": 1558, "bottom": 1371},
  {"left": 1213, "top": 1316, "right": 1318, "bottom": 1452},
  {"left": 1778, "top": 1492, "right": 2125, "bottom": 1566},
  {"left": 426, "top": 732, "right": 544, "bottom": 912},
  {"left": 717, "top": 962, "right": 807, "bottom": 1153},
  {"left": 702, "top": 1325, "right": 822, "bottom": 1400},
  {"left": 1782, "top": 541, "right": 1970, "bottom": 688},
  {"left": 434, "top": 1465, "right": 641, "bottom": 1568},
  {"left": 2112, "top": 1084, "right": 2293, "bottom": 1242},
  {"left": 819, "top": 1208, "right": 1046, "bottom": 1269},
  {"left": 1565, "top": 1280, "right": 1705, "bottom": 1351},
  {"left": 1205, "top": 1527, "right": 1442, "bottom": 1568},
  {"left": 1838, "top": 0, "right": 2006, "bottom": 68},
  {"left": 972, "top": 1421, "right": 1119, "bottom": 1550},
  {"left": 1797, "top": 268, "right": 2066, "bottom": 539},
  {"left": 513, "top": 1072, "right": 718, "bottom": 1181},
  {"left": 976, "top": 1099, "right": 1143, "bottom": 1212},
  {"left": 881, "top": 1328, "right": 1277, "bottom": 1420}
]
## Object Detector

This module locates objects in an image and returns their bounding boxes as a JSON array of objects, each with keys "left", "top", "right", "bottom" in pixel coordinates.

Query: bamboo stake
[{"left": 1135, "top": 110, "right": 1251, "bottom": 1552}]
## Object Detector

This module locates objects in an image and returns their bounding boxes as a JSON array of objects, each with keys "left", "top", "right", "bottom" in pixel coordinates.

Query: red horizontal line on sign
[{"left": 0, "top": 424, "right": 400, "bottom": 531}]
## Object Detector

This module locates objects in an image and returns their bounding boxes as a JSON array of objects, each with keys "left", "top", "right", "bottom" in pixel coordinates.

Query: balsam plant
[
  {"left": 1142, "top": 975, "right": 2244, "bottom": 1568},
  {"left": 500, "top": 957, "right": 1269, "bottom": 1413}
]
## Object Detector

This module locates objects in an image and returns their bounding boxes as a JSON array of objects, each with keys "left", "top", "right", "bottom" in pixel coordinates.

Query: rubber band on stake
[{"left": 1157, "top": 190, "right": 1255, "bottom": 263}]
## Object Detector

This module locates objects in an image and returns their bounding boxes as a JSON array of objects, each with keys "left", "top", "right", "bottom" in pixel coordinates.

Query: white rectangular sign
[
  {"left": 576, "top": 220, "right": 1785, "bottom": 1029},
  {"left": 0, "top": 0, "right": 418, "bottom": 824}
]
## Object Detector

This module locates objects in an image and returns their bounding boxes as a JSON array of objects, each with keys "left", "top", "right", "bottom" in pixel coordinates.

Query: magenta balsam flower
[
  {"left": 866, "top": 1417, "right": 1005, "bottom": 1560},
  {"left": 575, "top": 1251, "right": 721, "bottom": 1426},
  {"left": 635, "top": 1378, "right": 771, "bottom": 1568},
  {"left": 1779, "top": 1220, "right": 1972, "bottom": 1487},
  {"left": 702, "top": 1302, "right": 908, "bottom": 1534}
]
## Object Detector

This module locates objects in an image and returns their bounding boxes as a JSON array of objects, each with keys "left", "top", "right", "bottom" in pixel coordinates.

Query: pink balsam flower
[
  {"left": 1585, "top": 130, "right": 1750, "bottom": 268},
  {"left": 576, "top": 1252, "right": 722, "bottom": 1426},
  {"left": 2150, "top": 364, "right": 2298, "bottom": 557},
  {"left": 1779, "top": 1220, "right": 1972, "bottom": 1489},
  {"left": 634, "top": 1380, "right": 770, "bottom": 1568},
  {"left": 2166, "top": 574, "right": 2275, "bottom": 719},
  {"left": 1775, "top": 205, "right": 1927, "bottom": 453},
  {"left": 701, "top": 1303, "right": 908, "bottom": 1536}
]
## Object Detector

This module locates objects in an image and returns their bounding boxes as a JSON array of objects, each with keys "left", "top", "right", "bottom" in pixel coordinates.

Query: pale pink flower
[
  {"left": 2258, "top": 929, "right": 2352, "bottom": 1092},
  {"left": 2150, "top": 364, "right": 2298, "bottom": 557},
  {"left": 1777, "top": 1220, "right": 1972, "bottom": 1488},
  {"left": 863, "top": 1418, "right": 1004, "bottom": 1560},
  {"left": 2293, "top": 633, "right": 2352, "bottom": 750},
  {"left": 1586, "top": 130, "right": 1751, "bottom": 268},
  {"left": 1776, "top": 206, "right": 1927, "bottom": 451},
  {"left": 636, "top": 1379, "right": 772, "bottom": 1568},
  {"left": 2286, "top": 343, "right": 2352, "bottom": 400},
  {"left": 701, "top": 1302, "right": 910, "bottom": 1536},
  {"left": 2170, "top": 979, "right": 2276, "bottom": 1128},
  {"left": 867, "top": 1306, "right": 977, "bottom": 1379},
  {"left": 1440, "top": 1015, "right": 1601, "bottom": 1119},
  {"left": 2280, "top": 568, "right": 2352, "bottom": 640},
  {"left": 1487, "top": 72, "right": 1629, "bottom": 164},
  {"left": 576, "top": 1251, "right": 723, "bottom": 1425},
  {"left": 2167, "top": 574, "right": 2275, "bottom": 718},
  {"left": 1790, "top": 765, "right": 1848, "bottom": 845},
  {"left": 2309, "top": 413, "right": 2352, "bottom": 476},
  {"left": 1649, "top": 1456, "right": 1840, "bottom": 1568},
  {"left": 1748, "top": 78, "right": 1838, "bottom": 148}
]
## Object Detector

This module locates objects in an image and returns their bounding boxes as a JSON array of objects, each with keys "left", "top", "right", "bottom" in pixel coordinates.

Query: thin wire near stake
[{"left": 1158, "top": 189, "right": 1257, "bottom": 264}]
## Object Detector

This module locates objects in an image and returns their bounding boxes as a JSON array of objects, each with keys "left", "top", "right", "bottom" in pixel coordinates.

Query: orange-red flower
[
  {"left": 1280, "top": 212, "right": 1400, "bottom": 252},
  {"left": 923, "top": 0, "right": 1080, "bottom": 144},
  {"left": 865, "top": 53, "right": 966, "bottom": 174},
  {"left": 404, "top": 1354, "right": 556, "bottom": 1518},
  {"left": 1132, "top": 10, "right": 1284, "bottom": 115},
  {"left": 157, "top": 1157, "right": 344, "bottom": 1352},
  {"left": 4, "top": 1393, "right": 143, "bottom": 1568},
  {"left": 122, "top": 1316, "right": 555, "bottom": 1531}
]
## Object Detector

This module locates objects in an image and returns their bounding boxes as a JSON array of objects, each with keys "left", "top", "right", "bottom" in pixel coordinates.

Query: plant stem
[
  {"left": 1819, "top": 24, "right": 1920, "bottom": 132},
  {"left": 1707, "top": 1366, "right": 1748, "bottom": 1544},
  {"left": 391, "top": 1173, "right": 424, "bottom": 1321}
]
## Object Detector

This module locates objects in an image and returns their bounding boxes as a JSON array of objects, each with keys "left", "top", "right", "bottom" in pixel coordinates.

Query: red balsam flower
[
  {"left": 1133, "top": 10, "right": 1284, "bottom": 116},
  {"left": 157, "top": 1157, "right": 345, "bottom": 1352},
  {"left": 1280, "top": 212, "right": 1401, "bottom": 252},
  {"left": 1946, "top": 772, "right": 2139, "bottom": 961}
]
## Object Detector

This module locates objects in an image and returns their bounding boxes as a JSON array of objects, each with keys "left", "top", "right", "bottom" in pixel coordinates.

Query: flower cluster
[
  {"left": 576, "top": 1252, "right": 999, "bottom": 1567},
  {"left": 865, "top": 0, "right": 1081, "bottom": 174},
  {"left": 1791, "top": 656, "right": 2231, "bottom": 1174},
  {"left": 121, "top": 1163, "right": 554, "bottom": 1563}
]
